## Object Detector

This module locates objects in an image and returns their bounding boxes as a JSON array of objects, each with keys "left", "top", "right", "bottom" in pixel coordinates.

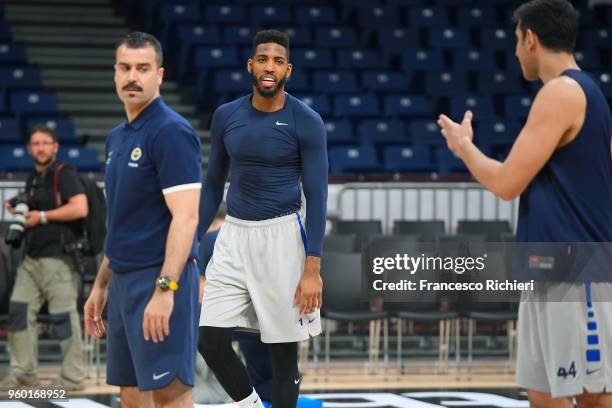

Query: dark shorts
[{"left": 106, "top": 260, "right": 199, "bottom": 391}]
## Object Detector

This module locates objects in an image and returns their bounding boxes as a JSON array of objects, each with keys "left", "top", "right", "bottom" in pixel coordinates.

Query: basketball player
[
  {"left": 197, "top": 29, "right": 328, "bottom": 407},
  {"left": 437, "top": 1, "right": 612, "bottom": 407},
  {"left": 83, "top": 32, "right": 201, "bottom": 408}
]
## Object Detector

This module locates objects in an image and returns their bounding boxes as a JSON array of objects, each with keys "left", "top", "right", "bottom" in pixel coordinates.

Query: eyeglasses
[{"left": 29, "top": 141, "right": 56, "bottom": 147}]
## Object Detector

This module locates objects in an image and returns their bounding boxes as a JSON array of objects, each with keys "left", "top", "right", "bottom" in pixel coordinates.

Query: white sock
[{"left": 236, "top": 388, "right": 264, "bottom": 408}]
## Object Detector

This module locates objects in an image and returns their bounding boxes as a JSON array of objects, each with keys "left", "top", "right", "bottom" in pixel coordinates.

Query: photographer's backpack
[{"left": 53, "top": 163, "right": 106, "bottom": 256}]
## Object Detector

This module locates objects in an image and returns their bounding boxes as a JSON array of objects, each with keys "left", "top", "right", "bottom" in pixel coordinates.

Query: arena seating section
[{"left": 0, "top": 0, "right": 610, "bottom": 175}]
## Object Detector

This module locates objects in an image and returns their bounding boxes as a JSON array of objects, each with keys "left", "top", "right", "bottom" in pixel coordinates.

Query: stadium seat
[
  {"left": 357, "top": 119, "right": 405, "bottom": 146},
  {"left": 573, "top": 50, "right": 602, "bottom": 70},
  {"left": 429, "top": 28, "right": 471, "bottom": 49},
  {"left": 205, "top": 4, "right": 246, "bottom": 23},
  {"left": 0, "top": 67, "right": 41, "bottom": 89},
  {"left": 477, "top": 121, "right": 521, "bottom": 155},
  {"left": 361, "top": 71, "right": 410, "bottom": 92},
  {"left": 333, "top": 95, "right": 379, "bottom": 117},
  {"left": 328, "top": 146, "right": 382, "bottom": 174},
  {"left": 0, "top": 43, "right": 27, "bottom": 65},
  {"left": 357, "top": 5, "right": 400, "bottom": 29},
  {"left": 377, "top": 28, "right": 421, "bottom": 55},
  {"left": 393, "top": 220, "right": 446, "bottom": 239},
  {"left": 457, "top": 220, "right": 512, "bottom": 241},
  {"left": 294, "top": 94, "right": 331, "bottom": 117},
  {"left": 452, "top": 49, "right": 497, "bottom": 72},
  {"left": 0, "top": 117, "right": 21, "bottom": 144},
  {"left": 481, "top": 28, "right": 514, "bottom": 50},
  {"left": 409, "top": 120, "right": 445, "bottom": 146},
  {"left": 435, "top": 147, "right": 467, "bottom": 173},
  {"left": 503, "top": 96, "right": 533, "bottom": 120},
  {"left": 276, "top": 27, "right": 312, "bottom": 46},
  {"left": 456, "top": 5, "right": 498, "bottom": 27},
  {"left": 57, "top": 147, "right": 100, "bottom": 172},
  {"left": 337, "top": 49, "right": 382, "bottom": 70},
  {"left": 193, "top": 46, "right": 239, "bottom": 69},
  {"left": 323, "top": 119, "right": 354, "bottom": 145},
  {"left": 401, "top": 49, "right": 445, "bottom": 73},
  {"left": 593, "top": 72, "right": 611, "bottom": 97},
  {"left": 291, "top": 48, "right": 333, "bottom": 69},
  {"left": 476, "top": 72, "right": 524, "bottom": 95},
  {"left": 333, "top": 219, "right": 383, "bottom": 249},
  {"left": 212, "top": 69, "right": 250, "bottom": 94},
  {"left": 10, "top": 91, "right": 58, "bottom": 114},
  {"left": 25, "top": 116, "right": 77, "bottom": 144},
  {"left": 295, "top": 5, "right": 336, "bottom": 24},
  {"left": 449, "top": 95, "right": 496, "bottom": 121},
  {"left": 582, "top": 28, "right": 610, "bottom": 49},
  {"left": 249, "top": 5, "right": 291, "bottom": 25},
  {"left": 384, "top": 95, "right": 430, "bottom": 118},
  {"left": 314, "top": 27, "right": 359, "bottom": 48},
  {"left": 285, "top": 69, "right": 309, "bottom": 93},
  {"left": 224, "top": 26, "right": 255, "bottom": 46},
  {"left": 158, "top": 3, "right": 201, "bottom": 27},
  {"left": 313, "top": 71, "right": 358, "bottom": 94},
  {"left": 0, "top": 145, "right": 32, "bottom": 171},
  {"left": 383, "top": 145, "right": 435, "bottom": 173},
  {"left": 425, "top": 72, "right": 469, "bottom": 96},
  {"left": 407, "top": 7, "right": 449, "bottom": 28}
]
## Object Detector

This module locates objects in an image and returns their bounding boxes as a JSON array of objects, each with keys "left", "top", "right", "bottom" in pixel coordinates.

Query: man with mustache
[
  {"left": 1, "top": 124, "right": 87, "bottom": 390},
  {"left": 83, "top": 32, "right": 201, "bottom": 407},
  {"left": 198, "top": 29, "right": 328, "bottom": 408}
]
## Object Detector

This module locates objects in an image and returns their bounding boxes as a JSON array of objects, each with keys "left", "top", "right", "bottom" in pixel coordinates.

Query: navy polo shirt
[{"left": 104, "top": 97, "right": 201, "bottom": 273}]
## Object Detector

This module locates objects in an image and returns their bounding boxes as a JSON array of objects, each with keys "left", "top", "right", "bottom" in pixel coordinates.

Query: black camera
[
  {"left": 5, "top": 193, "right": 30, "bottom": 248},
  {"left": 64, "top": 238, "right": 92, "bottom": 275}
]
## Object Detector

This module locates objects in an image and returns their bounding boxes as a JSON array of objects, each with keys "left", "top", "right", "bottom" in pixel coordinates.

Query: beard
[
  {"left": 34, "top": 155, "right": 55, "bottom": 167},
  {"left": 251, "top": 72, "right": 287, "bottom": 98}
]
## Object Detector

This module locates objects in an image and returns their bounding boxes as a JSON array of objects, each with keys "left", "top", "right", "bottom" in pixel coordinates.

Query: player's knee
[
  {"left": 8, "top": 302, "right": 28, "bottom": 332},
  {"left": 269, "top": 342, "right": 298, "bottom": 375},
  {"left": 527, "top": 391, "right": 572, "bottom": 408},
  {"left": 576, "top": 392, "right": 612, "bottom": 408},
  {"left": 120, "top": 387, "right": 153, "bottom": 408},
  {"left": 49, "top": 312, "right": 72, "bottom": 341},
  {"left": 197, "top": 326, "right": 232, "bottom": 369},
  {"left": 152, "top": 378, "right": 191, "bottom": 407}
]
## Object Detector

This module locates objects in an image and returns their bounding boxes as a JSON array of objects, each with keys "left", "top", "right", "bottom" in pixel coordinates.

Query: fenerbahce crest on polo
[{"left": 129, "top": 147, "right": 142, "bottom": 168}]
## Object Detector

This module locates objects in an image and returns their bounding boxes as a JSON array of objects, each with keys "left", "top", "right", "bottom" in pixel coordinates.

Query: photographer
[{"left": 1, "top": 124, "right": 87, "bottom": 390}]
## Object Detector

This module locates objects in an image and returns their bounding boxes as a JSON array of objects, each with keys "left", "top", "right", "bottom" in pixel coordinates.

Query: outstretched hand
[{"left": 437, "top": 110, "right": 474, "bottom": 157}]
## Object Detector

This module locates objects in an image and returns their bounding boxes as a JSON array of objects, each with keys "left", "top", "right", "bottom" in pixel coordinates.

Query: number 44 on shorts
[{"left": 557, "top": 361, "right": 577, "bottom": 379}]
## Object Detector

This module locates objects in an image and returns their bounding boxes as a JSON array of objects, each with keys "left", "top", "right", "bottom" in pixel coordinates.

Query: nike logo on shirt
[
  {"left": 276, "top": 121, "right": 289, "bottom": 126},
  {"left": 586, "top": 368, "right": 602, "bottom": 375},
  {"left": 153, "top": 371, "right": 171, "bottom": 380},
  {"left": 294, "top": 377, "right": 300, "bottom": 384}
]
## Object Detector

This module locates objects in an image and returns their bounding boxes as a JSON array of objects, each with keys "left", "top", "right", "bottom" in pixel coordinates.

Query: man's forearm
[
  {"left": 46, "top": 196, "right": 88, "bottom": 222},
  {"left": 94, "top": 256, "right": 112, "bottom": 289},
  {"left": 459, "top": 141, "right": 510, "bottom": 199},
  {"left": 160, "top": 214, "right": 199, "bottom": 282}
]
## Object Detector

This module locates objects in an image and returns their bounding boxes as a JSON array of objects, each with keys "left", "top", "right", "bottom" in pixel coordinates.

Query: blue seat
[
  {"left": 407, "top": 7, "right": 448, "bottom": 28},
  {"left": 452, "top": 49, "right": 496, "bottom": 72},
  {"left": 328, "top": 146, "right": 382, "bottom": 174},
  {"left": 324, "top": 119, "right": 354, "bottom": 145},
  {"left": 291, "top": 48, "right": 333, "bottom": 69},
  {"left": 0, "top": 117, "right": 21, "bottom": 144},
  {"left": 213, "top": 70, "right": 251, "bottom": 94},
  {"left": 456, "top": 6, "right": 498, "bottom": 27},
  {"left": 503, "top": 51, "right": 523, "bottom": 74},
  {"left": 384, "top": 145, "right": 435, "bottom": 172},
  {"left": 25, "top": 116, "right": 77, "bottom": 144},
  {"left": 0, "top": 67, "right": 41, "bottom": 89},
  {"left": 0, "top": 145, "right": 32, "bottom": 171},
  {"left": 409, "top": 120, "right": 445, "bottom": 146},
  {"left": 223, "top": 26, "right": 255, "bottom": 46},
  {"left": 477, "top": 121, "right": 521, "bottom": 154},
  {"left": 383, "top": 95, "right": 430, "bottom": 118},
  {"left": 193, "top": 46, "right": 239, "bottom": 69},
  {"left": 250, "top": 5, "right": 291, "bottom": 24},
  {"left": 10, "top": 91, "right": 57, "bottom": 114},
  {"left": 0, "top": 22, "right": 11, "bottom": 41},
  {"left": 0, "top": 43, "right": 27, "bottom": 65},
  {"left": 294, "top": 94, "right": 331, "bottom": 117},
  {"left": 593, "top": 72, "right": 611, "bottom": 97},
  {"left": 285, "top": 69, "right": 309, "bottom": 93},
  {"left": 401, "top": 49, "right": 445, "bottom": 73},
  {"left": 362, "top": 71, "right": 410, "bottom": 92},
  {"left": 476, "top": 72, "right": 524, "bottom": 95},
  {"left": 313, "top": 71, "right": 358, "bottom": 94},
  {"left": 205, "top": 4, "right": 246, "bottom": 23},
  {"left": 503, "top": 96, "right": 533, "bottom": 121},
  {"left": 177, "top": 25, "right": 220, "bottom": 46},
  {"left": 481, "top": 28, "right": 514, "bottom": 50},
  {"left": 295, "top": 5, "right": 336, "bottom": 24},
  {"left": 425, "top": 72, "right": 469, "bottom": 96},
  {"left": 337, "top": 49, "right": 382, "bottom": 70},
  {"left": 357, "top": 5, "right": 400, "bottom": 29},
  {"left": 357, "top": 119, "right": 406, "bottom": 146},
  {"left": 435, "top": 148, "right": 467, "bottom": 174},
  {"left": 334, "top": 94, "right": 379, "bottom": 117},
  {"left": 277, "top": 27, "right": 312, "bottom": 46},
  {"left": 573, "top": 50, "right": 602, "bottom": 70},
  {"left": 582, "top": 28, "right": 610, "bottom": 49},
  {"left": 429, "top": 28, "right": 470, "bottom": 49},
  {"left": 57, "top": 147, "right": 100, "bottom": 172},
  {"left": 314, "top": 27, "right": 358, "bottom": 48},
  {"left": 158, "top": 3, "right": 201, "bottom": 26},
  {"left": 449, "top": 95, "right": 496, "bottom": 121},
  {"left": 377, "top": 28, "right": 421, "bottom": 54}
]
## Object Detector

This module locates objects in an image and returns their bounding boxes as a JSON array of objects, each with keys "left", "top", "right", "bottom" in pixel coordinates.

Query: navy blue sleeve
[
  {"left": 298, "top": 109, "right": 328, "bottom": 257},
  {"left": 198, "top": 229, "right": 219, "bottom": 276},
  {"left": 198, "top": 107, "right": 230, "bottom": 240},
  {"left": 150, "top": 121, "right": 201, "bottom": 193}
]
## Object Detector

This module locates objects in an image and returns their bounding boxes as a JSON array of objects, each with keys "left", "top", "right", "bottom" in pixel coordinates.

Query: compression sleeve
[
  {"left": 298, "top": 111, "right": 328, "bottom": 257},
  {"left": 198, "top": 108, "right": 230, "bottom": 240}
]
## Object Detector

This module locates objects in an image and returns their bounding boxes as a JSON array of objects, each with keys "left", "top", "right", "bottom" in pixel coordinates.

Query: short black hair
[
  {"left": 115, "top": 31, "right": 163, "bottom": 67},
  {"left": 512, "top": 0, "right": 578, "bottom": 53},
  {"left": 27, "top": 124, "right": 57, "bottom": 144},
  {"left": 252, "top": 29, "right": 290, "bottom": 60}
]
